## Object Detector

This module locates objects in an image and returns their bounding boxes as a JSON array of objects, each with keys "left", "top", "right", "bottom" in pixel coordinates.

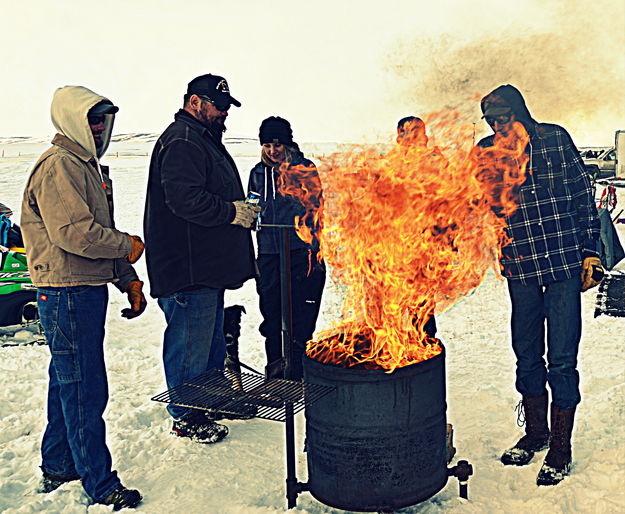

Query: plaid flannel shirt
[{"left": 478, "top": 123, "right": 601, "bottom": 286}]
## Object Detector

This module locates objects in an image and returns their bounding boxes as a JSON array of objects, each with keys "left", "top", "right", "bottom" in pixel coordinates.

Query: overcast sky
[{"left": 1, "top": 0, "right": 623, "bottom": 144}]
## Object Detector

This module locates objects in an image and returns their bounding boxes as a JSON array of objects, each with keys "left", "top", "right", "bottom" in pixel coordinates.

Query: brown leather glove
[
  {"left": 121, "top": 280, "right": 147, "bottom": 319},
  {"left": 230, "top": 201, "right": 261, "bottom": 228},
  {"left": 581, "top": 256, "right": 604, "bottom": 292},
  {"left": 126, "top": 235, "right": 145, "bottom": 264}
]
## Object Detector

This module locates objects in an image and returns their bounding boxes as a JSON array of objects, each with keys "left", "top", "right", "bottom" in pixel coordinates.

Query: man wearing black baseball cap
[
  {"left": 186, "top": 73, "right": 241, "bottom": 111},
  {"left": 144, "top": 74, "right": 259, "bottom": 444}
]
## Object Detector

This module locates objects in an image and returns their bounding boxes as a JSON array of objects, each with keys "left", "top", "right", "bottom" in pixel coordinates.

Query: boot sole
[
  {"left": 171, "top": 428, "right": 228, "bottom": 444},
  {"left": 501, "top": 441, "right": 550, "bottom": 466}
]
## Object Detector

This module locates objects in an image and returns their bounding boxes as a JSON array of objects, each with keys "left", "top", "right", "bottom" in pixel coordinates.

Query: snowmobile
[{"left": 0, "top": 246, "right": 39, "bottom": 327}]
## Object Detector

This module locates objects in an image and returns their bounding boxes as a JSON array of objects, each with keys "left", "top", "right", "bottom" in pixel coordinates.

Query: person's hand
[
  {"left": 581, "top": 256, "right": 604, "bottom": 292},
  {"left": 121, "top": 280, "right": 147, "bottom": 319},
  {"left": 231, "top": 201, "right": 261, "bottom": 228},
  {"left": 127, "top": 235, "right": 145, "bottom": 263}
]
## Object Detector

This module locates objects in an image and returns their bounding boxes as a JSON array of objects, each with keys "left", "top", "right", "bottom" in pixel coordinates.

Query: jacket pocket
[{"left": 67, "top": 254, "right": 114, "bottom": 279}]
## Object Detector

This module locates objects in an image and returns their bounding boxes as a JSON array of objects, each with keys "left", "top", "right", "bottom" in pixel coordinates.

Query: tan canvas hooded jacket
[{"left": 20, "top": 86, "right": 137, "bottom": 289}]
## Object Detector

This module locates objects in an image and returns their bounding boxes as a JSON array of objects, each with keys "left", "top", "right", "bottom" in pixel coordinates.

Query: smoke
[{"left": 385, "top": 0, "right": 625, "bottom": 145}]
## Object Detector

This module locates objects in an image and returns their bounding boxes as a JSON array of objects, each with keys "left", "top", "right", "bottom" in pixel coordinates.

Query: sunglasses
[
  {"left": 88, "top": 115, "right": 106, "bottom": 125},
  {"left": 485, "top": 114, "right": 512, "bottom": 126},
  {"left": 198, "top": 95, "right": 231, "bottom": 112}
]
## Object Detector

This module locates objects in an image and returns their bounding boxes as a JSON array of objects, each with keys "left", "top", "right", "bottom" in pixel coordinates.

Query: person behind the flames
[
  {"left": 396, "top": 115, "right": 429, "bottom": 148},
  {"left": 20, "top": 86, "right": 146, "bottom": 510},
  {"left": 395, "top": 115, "right": 438, "bottom": 339},
  {"left": 477, "top": 84, "right": 602, "bottom": 486}
]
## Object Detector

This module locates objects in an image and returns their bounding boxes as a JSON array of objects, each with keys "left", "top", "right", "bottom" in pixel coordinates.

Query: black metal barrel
[{"left": 303, "top": 347, "right": 448, "bottom": 512}]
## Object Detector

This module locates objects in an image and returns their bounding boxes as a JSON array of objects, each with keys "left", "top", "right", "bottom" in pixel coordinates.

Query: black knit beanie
[{"left": 259, "top": 116, "right": 294, "bottom": 145}]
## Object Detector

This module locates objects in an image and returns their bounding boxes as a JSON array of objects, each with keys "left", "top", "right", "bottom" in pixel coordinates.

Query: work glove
[
  {"left": 580, "top": 256, "right": 604, "bottom": 292},
  {"left": 126, "top": 235, "right": 145, "bottom": 264},
  {"left": 230, "top": 201, "right": 261, "bottom": 228},
  {"left": 121, "top": 280, "right": 147, "bottom": 319}
]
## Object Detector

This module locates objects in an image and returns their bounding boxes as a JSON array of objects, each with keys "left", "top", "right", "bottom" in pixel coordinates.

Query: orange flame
[
  {"left": 279, "top": 113, "right": 529, "bottom": 371},
  {"left": 275, "top": 161, "right": 323, "bottom": 246}
]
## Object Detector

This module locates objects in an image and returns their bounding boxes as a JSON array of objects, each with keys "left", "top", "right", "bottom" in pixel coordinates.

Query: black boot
[
  {"left": 171, "top": 409, "right": 229, "bottom": 444},
  {"left": 224, "top": 305, "right": 246, "bottom": 377},
  {"left": 537, "top": 404, "right": 576, "bottom": 486},
  {"left": 38, "top": 470, "right": 81, "bottom": 493},
  {"left": 501, "top": 394, "right": 550, "bottom": 466},
  {"left": 100, "top": 485, "right": 143, "bottom": 511}
]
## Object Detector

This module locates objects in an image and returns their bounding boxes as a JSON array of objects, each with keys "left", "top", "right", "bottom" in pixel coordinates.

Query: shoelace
[{"left": 515, "top": 399, "right": 526, "bottom": 427}]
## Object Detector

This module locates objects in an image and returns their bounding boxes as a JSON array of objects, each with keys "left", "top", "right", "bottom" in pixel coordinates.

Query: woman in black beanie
[{"left": 248, "top": 116, "right": 326, "bottom": 380}]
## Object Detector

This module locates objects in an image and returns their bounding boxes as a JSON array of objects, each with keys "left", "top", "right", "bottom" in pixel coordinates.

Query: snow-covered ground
[{"left": 1, "top": 138, "right": 624, "bottom": 514}]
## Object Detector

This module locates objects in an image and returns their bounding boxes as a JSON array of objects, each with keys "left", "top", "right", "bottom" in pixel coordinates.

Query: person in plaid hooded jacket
[{"left": 477, "top": 84, "right": 602, "bottom": 486}]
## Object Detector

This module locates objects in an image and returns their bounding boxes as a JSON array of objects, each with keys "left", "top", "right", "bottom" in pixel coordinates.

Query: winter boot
[
  {"left": 537, "top": 405, "right": 576, "bottom": 486},
  {"left": 38, "top": 470, "right": 81, "bottom": 493},
  {"left": 100, "top": 485, "right": 143, "bottom": 511},
  {"left": 501, "top": 394, "right": 550, "bottom": 466},
  {"left": 171, "top": 409, "right": 229, "bottom": 444},
  {"left": 224, "top": 305, "right": 246, "bottom": 377}
]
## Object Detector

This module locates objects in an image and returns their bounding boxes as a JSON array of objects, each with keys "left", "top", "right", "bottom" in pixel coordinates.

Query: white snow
[{"left": 1, "top": 138, "right": 624, "bottom": 514}]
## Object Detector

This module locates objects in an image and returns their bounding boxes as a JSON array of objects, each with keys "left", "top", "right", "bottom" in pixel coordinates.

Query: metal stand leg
[
  {"left": 279, "top": 227, "right": 301, "bottom": 509},
  {"left": 447, "top": 460, "right": 473, "bottom": 499},
  {"left": 285, "top": 402, "right": 298, "bottom": 508},
  {"left": 279, "top": 227, "right": 293, "bottom": 381}
]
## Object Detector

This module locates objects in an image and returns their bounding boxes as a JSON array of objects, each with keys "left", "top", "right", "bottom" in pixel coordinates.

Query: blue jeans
[
  {"left": 158, "top": 287, "right": 226, "bottom": 419},
  {"left": 507, "top": 276, "right": 582, "bottom": 409},
  {"left": 37, "top": 285, "right": 121, "bottom": 502}
]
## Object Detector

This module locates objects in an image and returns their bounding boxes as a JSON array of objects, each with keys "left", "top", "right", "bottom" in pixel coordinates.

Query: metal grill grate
[{"left": 151, "top": 369, "right": 335, "bottom": 422}]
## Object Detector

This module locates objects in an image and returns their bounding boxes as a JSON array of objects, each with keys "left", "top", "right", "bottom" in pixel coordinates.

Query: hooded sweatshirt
[
  {"left": 247, "top": 150, "right": 320, "bottom": 255},
  {"left": 20, "top": 86, "right": 136, "bottom": 288}
]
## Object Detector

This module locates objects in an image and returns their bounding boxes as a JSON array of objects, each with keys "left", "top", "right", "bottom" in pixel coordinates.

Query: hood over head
[
  {"left": 480, "top": 84, "right": 538, "bottom": 135},
  {"left": 50, "top": 86, "right": 117, "bottom": 158}
]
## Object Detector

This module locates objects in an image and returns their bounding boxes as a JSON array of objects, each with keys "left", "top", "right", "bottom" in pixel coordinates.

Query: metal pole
[
  {"left": 279, "top": 226, "right": 299, "bottom": 509},
  {"left": 279, "top": 227, "right": 294, "bottom": 380}
]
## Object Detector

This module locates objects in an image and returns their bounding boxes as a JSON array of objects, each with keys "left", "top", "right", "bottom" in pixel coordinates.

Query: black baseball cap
[
  {"left": 481, "top": 96, "right": 512, "bottom": 119},
  {"left": 187, "top": 74, "right": 241, "bottom": 109},
  {"left": 89, "top": 100, "right": 119, "bottom": 115}
]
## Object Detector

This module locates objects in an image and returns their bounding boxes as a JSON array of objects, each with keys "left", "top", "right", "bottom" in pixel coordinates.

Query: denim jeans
[
  {"left": 37, "top": 285, "right": 121, "bottom": 502},
  {"left": 158, "top": 287, "right": 226, "bottom": 419},
  {"left": 507, "top": 275, "right": 582, "bottom": 409}
]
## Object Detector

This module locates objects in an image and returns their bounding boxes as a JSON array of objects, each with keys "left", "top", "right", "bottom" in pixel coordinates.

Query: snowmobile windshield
[{"left": 50, "top": 86, "right": 116, "bottom": 159}]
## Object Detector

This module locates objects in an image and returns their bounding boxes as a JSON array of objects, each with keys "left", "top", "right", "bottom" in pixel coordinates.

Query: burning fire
[{"left": 278, "top": 113, "right": 529, "bottom": 371}]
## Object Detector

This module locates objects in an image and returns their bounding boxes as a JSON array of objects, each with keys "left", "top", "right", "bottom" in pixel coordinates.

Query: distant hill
[{"left": 0, "top": 134, "right": 366, "bottom": 160}]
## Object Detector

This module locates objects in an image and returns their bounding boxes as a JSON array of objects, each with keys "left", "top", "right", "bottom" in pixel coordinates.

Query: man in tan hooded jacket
[{"left": 21, "top": 86, "right": 145, "bottom": 510}]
